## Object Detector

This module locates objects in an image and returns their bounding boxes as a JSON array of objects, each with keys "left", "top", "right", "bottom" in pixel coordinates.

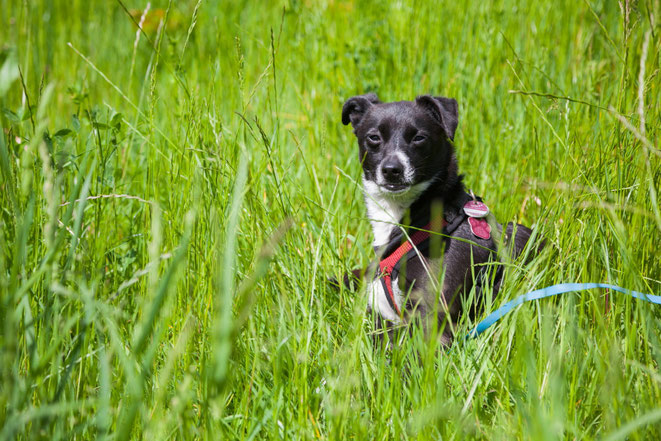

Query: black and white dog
[{"left": 341, "top": 94, "right": 535, "bottom": 344}]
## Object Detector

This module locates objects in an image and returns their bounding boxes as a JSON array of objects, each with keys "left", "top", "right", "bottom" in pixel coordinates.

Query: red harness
[{"left": 378, "top": 220, "right": 448, "bottom": 316}]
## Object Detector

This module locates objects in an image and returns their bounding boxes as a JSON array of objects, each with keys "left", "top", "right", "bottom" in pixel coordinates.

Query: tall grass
[{"left": 0, "top": 0, "right": 659, "bottom": 439}]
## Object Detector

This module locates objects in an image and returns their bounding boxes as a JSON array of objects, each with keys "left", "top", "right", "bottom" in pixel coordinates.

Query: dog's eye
[
  {"left": 412, "top": 135, "right": 426, "bottom": 143},
  {"left": 367, "top": 134, "right": 381, "bottom": 143}
]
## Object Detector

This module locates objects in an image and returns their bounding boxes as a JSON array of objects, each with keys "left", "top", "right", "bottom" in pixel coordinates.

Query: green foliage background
[{"left": 0, "top": 0, "right": 660, "bottom": 439}]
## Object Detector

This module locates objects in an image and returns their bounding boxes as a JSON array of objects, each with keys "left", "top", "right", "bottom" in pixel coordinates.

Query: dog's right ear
[
  {"left": 342, "top": 93, "right": 379, "bottom": 127},
  {"left": 415, "top": 95, "right": 459, "bottom": 141}
]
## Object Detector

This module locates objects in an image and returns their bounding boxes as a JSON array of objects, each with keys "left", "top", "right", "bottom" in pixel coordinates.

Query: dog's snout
[{"left": 381, "top": 159, "right": 404, "bottom": 181}]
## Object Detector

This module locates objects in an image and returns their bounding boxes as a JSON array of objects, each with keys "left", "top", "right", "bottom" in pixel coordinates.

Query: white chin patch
[{"left": 362, "top": 176, "right": 433, "bottom": 247}]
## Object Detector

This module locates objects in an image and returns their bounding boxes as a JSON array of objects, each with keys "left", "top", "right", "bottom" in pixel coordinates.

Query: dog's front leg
[{"left": 432, "top": 235, "right": 496, "bottom": 345}]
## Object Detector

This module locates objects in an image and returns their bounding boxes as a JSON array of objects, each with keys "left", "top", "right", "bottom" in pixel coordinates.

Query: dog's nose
[{"left": 381, "top": 160, "right": 404, "bottom": 181}]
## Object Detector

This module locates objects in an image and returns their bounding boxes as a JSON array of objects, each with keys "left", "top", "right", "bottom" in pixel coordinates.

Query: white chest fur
[
  {"left": 362, "top": 176, "right": 434, "bottom": 320},
  {"left": 362, "top": 176, "right": 432, "bottom": 247},
  {"left": 366, "top": 277, "right": 403, "bottom": 323},
  {"left": 362, "top": 183, "right": 405, "bottom": 247}
]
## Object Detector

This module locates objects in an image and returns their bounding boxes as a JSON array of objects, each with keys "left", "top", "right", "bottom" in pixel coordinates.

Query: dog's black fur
[{"left": 341, "top": 94, "right": 536, "bottom": 345}]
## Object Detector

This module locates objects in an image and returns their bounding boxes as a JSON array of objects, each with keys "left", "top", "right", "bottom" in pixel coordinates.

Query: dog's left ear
[
  {"left": 415, "top": 95, "right": 459, "bottom": 141},
  {"left": 342, "top": 93, "right": 380, "bottom": 127}
]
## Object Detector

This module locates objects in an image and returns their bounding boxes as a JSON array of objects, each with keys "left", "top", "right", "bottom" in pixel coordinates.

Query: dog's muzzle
[{"left": 378, "top": 155, "right": 411, "bottom": 192}]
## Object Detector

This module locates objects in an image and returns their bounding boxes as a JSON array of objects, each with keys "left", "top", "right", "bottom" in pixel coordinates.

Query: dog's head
[{"left": 342, "top": 94, "right": 458, "bottom": 197}]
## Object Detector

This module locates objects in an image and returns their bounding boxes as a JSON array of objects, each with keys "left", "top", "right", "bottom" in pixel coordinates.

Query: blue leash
[{"left": 466, "top": 283, "right": 661, "bottom": 339}]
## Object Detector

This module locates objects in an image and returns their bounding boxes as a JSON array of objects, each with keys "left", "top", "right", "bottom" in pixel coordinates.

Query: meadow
[{"left": 1, "top": 0, "right": 660, "bottom": 439}]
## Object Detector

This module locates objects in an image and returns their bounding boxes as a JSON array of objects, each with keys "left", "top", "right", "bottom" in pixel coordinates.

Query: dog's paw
[{"left": 328, "top": 268, "right": 364, "bottom": 291}]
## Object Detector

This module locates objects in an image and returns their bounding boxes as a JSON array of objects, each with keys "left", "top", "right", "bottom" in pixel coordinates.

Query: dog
[{"left": 340, "top": 93, "right": 536, "bottom": 345}]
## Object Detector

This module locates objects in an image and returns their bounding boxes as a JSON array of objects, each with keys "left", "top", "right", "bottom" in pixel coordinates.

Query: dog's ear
[
  {"left": 415, "top": 95, "right": 459, "bottom": 141},
  {"left": 342, "top": 93, "right": 380, "bottom": 127}
]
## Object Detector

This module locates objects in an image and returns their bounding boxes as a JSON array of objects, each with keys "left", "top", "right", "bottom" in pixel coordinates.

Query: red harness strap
[{"left": 378, "top": 220, "right": 447, "bottom": 316}]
